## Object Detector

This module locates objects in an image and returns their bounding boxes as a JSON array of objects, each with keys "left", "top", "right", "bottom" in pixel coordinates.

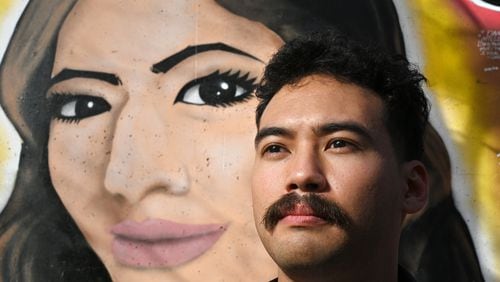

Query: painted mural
[
  {"left": 0, "top": 0, "right": 497, "bottom": 281},
  {"left": 396, "top": 0, "right": 499, "bottom": 281}
]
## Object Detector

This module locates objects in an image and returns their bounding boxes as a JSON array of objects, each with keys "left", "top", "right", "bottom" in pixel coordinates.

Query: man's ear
[{"left": 401, "top": 160, "right": 429, "bottom": 214}]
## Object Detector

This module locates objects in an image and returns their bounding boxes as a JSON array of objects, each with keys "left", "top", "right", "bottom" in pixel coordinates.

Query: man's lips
[
  {"left": 282, "top": 203, "right": 315, "bottom": 216},
  {"left": 262, "top": 193, "right": 350, "bottom": 231},
  {"left": 111, "top": 219, "right": 227, "bottom": 268},
  {"left": 279, "top": 204, "right": 328, "bottom": 226}
]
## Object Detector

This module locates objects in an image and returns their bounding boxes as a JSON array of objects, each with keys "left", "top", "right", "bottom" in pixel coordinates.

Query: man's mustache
[{"left": 262, "top": 193, "right": 350, "bottom": 231}]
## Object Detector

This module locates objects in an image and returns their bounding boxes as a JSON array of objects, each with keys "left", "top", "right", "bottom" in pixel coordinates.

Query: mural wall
[
  {"left": 396, "top": 0, "right": 499, "bottom": 281},
  {"left": 0, "top": 0, "right": 497, "bottom": 281}
]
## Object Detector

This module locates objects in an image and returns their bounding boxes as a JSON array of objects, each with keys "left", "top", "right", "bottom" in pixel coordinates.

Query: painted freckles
[{"left": 46, "top": 0, "right": 282, "bottom": 281}]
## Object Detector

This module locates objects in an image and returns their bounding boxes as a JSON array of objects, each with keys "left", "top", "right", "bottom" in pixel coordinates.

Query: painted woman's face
[{"left": 47, "top": 0, "right": 282, "bottom": 281}]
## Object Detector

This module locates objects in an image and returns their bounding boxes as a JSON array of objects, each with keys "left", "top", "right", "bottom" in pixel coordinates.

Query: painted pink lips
[{"left": 111, "top": 219, "right": 227, "bottom": 268}]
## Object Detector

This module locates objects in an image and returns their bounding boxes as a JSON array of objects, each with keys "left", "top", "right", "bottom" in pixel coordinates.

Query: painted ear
[{"left": 401, "top": 160, "right": 429, "bottom": 214}]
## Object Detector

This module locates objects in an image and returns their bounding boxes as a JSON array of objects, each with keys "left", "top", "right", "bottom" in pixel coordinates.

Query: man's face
[{"left": 252, "top": 74, "right": 412, "bottom": 272}]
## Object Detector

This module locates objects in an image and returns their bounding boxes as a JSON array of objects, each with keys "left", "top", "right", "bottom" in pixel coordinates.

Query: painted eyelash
[
  {"left": 218, "top": 70, "right": 257, "bottom": 108},
  {"left": 216, "top": 91, "right": 253, "bottom": 108},
  {"left": 174, "top": 69, "right": 258, "bottom": 107},
  {"left": 48, "top": 92, "right": 111, "bottom": 124},
  {"left": 48, "top": 92, "right": 81, "bottom": 123}
]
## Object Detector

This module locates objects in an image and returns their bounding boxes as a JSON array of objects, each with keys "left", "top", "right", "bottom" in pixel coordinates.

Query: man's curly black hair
[{"left": 255, "top": 31, "right": 430, "bottom": 161}]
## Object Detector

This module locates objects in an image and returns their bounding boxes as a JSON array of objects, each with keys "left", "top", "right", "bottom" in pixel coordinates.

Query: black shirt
[{"left": 269, "top": 265, "right": 416, "bottom": 282}]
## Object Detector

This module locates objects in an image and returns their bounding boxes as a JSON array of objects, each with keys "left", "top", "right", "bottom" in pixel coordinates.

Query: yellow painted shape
[
  {"left": 0, "top": 0, "right": 13, "bottom": 18},
  {"left": 410, "top": 0, "right": 500, "bottom": 277},
  {"left": 0, "top": 0, "right": 13, "bottom": 194},
  {"left": 0, "top": 125, "right": 9, "bottom": 192}
]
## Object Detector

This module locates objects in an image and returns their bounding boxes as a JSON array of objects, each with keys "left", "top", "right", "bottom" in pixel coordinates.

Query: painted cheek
[{"left": 48, "top": 119, "right": 113, "bottom": 192}]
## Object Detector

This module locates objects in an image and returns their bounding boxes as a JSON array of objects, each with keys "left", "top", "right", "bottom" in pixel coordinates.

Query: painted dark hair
[
  {"left": 0, "top": 0, "right": 406, "bottom": 280},
  {"left": 216, "top": 0, "right": 405, "bottom": 55},
  {"left": 255, "top": 31, "right": 429, "bottom": 161}
]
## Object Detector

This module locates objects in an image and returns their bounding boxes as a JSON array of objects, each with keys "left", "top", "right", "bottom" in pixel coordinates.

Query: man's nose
[
  {"left": 104, "top": 99, "right": 189, "bottom": 204},
  {"left": 286, "top": 148, "right": 327, "bottom": 193}
]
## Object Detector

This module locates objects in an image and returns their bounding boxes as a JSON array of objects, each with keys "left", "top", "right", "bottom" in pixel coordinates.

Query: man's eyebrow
[
  {"left": 51, "top": 68, "right": 122, "bottom": 86},
  {"left": 151, "top": 42, "right": 263, "bottom": 74},
  {"left": 255, "top": 126, "right": 294, "bottom": 147},
  {"left": 316, "top": 122, "right": 373, "bottom": 142}
]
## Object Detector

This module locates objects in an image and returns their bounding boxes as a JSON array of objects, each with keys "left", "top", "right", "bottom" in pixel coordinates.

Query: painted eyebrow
[
  {"left": 151, "top": 42, "right": 263, "bottom": 74},
  {"left": 50, "top": 68, "right": 122, "bottom": 86},
  {"left": 315, "top": 122, "right": 373, "bottom": 142},
  {"left": 255, "top": 126, "right": 294, "bottom": 147}
]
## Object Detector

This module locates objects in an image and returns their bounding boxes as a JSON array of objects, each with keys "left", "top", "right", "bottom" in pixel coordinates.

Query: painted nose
[
  {"left": 104, "top": 100, "right": 189, "bottom": 204},
  {"left": 286, "top": 149, "right": 327, "bottom": 193}
]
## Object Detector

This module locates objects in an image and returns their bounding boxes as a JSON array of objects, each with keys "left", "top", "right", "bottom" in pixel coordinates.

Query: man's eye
[
  {"left": 327, "top": 139, "right": 359, "bottom": 152},
  {"left": 175, "top": 70, "right": 257, "bottom": 107},
  {"left": 49, "top": 93, "right": 111, "bottom": 123},
  {"left": 330, "top": 140, "right": 348, "bottom": 148},
  {"left": 262, "top": 144, "right": 290, "bottom": 156},
  {"left": 265, "top": 145, "right": 283, "bottom": 153}
]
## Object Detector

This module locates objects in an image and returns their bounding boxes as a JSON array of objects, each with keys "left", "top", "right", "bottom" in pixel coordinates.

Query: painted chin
[{"left": 111, "top": 219, "right": 227, "bottom": 268}]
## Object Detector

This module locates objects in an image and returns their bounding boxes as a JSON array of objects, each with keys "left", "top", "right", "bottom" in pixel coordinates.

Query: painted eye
[
  {"left": 50, "top": 94, "right": 111, "bottom": 123},
  {"left": 473, "top": 0, "right": 500, "bottom": 8},
  {"left": 175, "top": 70, "right": 257, "bottom": 107}
]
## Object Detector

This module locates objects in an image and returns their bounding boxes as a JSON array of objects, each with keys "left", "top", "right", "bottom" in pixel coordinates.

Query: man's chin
[{"left": 266, "top": 227, "right": 347, "bottom": 267}]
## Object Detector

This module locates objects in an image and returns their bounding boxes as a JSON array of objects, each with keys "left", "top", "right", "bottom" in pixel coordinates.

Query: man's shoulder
[{"left": 399, "top": 265, "right": 416, "bottom": 282}]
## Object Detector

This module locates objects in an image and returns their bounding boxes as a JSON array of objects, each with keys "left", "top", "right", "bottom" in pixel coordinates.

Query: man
[{"left": 252, "top": 32, "right": 430, "bottom": 282}]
